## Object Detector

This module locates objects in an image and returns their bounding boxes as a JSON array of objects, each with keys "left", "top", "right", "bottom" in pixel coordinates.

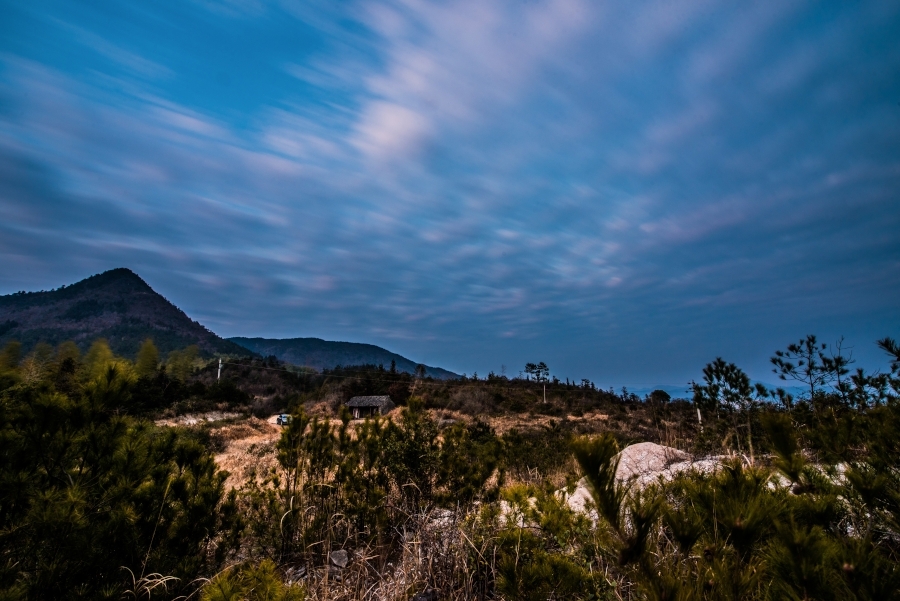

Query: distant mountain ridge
[
  {"left": 624, "top": 382, "right": 808, "bottom": 401},
  {"left": 229, "top": 337, "right": 459, "bottom": 380},
  {"left": 0, "top": 268, "right": 251, "bottom": 358},
  {"left": 0, "top": 268, "right": 460, "bottom": 378}
]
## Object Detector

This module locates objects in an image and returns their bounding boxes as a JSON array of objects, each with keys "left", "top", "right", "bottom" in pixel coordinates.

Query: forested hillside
[
  {"left": 0, "top": 268, "right": 252, "bottom": 358},
  {"left": 229, "top": 336, "right": 458, "bottom": 379}
]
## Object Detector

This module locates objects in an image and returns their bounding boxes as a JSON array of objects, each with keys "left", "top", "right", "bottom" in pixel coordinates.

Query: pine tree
[
  {"left": 83, "top": 337, "right": 115, "bottom": 378},
  {"left": 135, "top": 338, "right": 160, "bottom": 378}
]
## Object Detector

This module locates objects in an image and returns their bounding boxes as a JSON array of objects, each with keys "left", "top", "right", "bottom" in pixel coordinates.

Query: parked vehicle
[{"left": 276, "top": 414, "right": 291, "bottom": 426}]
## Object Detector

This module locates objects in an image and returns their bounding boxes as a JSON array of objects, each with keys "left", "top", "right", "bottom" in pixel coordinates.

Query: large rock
[
  {"left": 614, "top": 442, "right": 690, "bottom": 482},
  {"left": 613, "top": 442, "right": 712, "bottom": 490},
  {"left": 562, "top": 442, "right": 723, "bottom": 514}
]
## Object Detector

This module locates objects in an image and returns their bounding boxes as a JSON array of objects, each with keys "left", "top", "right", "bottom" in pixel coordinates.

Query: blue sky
[{"left": 1, "top": 0, "right": 898, "bottom": 388}]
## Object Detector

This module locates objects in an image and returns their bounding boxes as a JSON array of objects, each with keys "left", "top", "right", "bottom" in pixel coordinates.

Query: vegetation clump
[
  {"left": 0, "top": 340, "right": 236, "bottom": 599},
  {"left": 0, "top": 333, "right": 898, "bottom": 599}
]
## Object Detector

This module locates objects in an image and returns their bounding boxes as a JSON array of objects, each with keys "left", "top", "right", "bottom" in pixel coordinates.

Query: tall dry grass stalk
[{"left": 291, "top": 506, "right": 486, "bottom": 601}]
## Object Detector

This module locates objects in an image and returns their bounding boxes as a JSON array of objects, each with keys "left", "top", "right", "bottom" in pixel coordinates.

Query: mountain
[
  {"left": 0, "top": 268, "right": 251, "bottom": 358},
  {"left": 229, "top": 337, "right": 459, "bottom": 379}
]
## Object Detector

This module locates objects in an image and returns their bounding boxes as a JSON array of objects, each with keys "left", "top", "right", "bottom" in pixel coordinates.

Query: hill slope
[
  {"left": 0, "top": 268, "right": 252, "bottom": 358},
  {"left": 229, "top": 337, "right": 458, "bottom": 379}
]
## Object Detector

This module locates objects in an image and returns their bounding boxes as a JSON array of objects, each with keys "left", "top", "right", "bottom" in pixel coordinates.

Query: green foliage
[
  {"left": 55, "top": 340, "right": 80, "bottom": 364},
  {"left": 438, "top": 420, "right": 503, "bottom": 504},
  {"left": 200, "top": 561, "right": 304, "bottom": 601},
  {"left": 0, "top": 341, "right": 22, "bottom": 390},
  {"left": 83, "top": 338, "right": 115, "bottom": 379},
  {"left": 4, "top": 329, "right": 900, "bottom": 600},
  {"left": 166, "top": 344, "right": 199, "bottom": 381},
  {"left": 1, "top": 341, "right": 22, "bottom": 370},
  {"left": 572, "top": 434, "right": 663, "bottom": 569},
  {"left": 572, "top": 434, "right": 624, "bottom": 529},
  {"left": 691, "top": 358, "right": 761, "bottom": 457},
  {"left": 761, "top": 412, "right": 807, "bottom": 487},
  {"left": 135, "top": 338, "right": 160, "bottom": 378},
  {"left": 0, "top": 344, "right": 233, "bottom": 599},
  {"left": 487, "top": 484, "right": 610, "bottom": 601},
  {"left": 237, "top": 396, "right": 507, "bottom": 572},
  {"left": 648, "top": 389, "right": 671, "bottom": 405},
  {"left": 381, "top": 397, "right": 441, "bottom": 508},
  {"left": 524, "top": 361, "right": 550, "bottom": 382},
  {"left": 557, "top": 339, "right": 900, "bottom": 600},
  {"left": 501, "top": 421, "right": 577, "bottom": 483},
  {"left": 692, "top": 357, "right": 752, "bottom": 414},
  {"left": 771, "top": 335, "right": 833, "bottom": 399}
]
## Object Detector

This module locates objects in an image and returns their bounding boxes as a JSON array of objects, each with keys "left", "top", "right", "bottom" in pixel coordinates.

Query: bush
[
  {"left": 250, "top": 395, "right": 278, "bottom": 418},
  {"left": 201, "top": 560, "right": 304, "bottom": 601},
  {"left": 205, "top": 380, "right": 252, "bottom": 406},
  {"left": 0, "top": 365, "right": 234, "bottom": 599}
]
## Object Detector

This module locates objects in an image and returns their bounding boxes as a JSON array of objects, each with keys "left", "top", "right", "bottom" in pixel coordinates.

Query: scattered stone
[
  {"left": 412, "top": 589, "right": 438, "bottom": 601},
  {"left": 283, "top": 565, "right": 306, "bottom": 584},
  {"left": 329, "top": 549, "right": 349, "bottom": 568},
  {"left": 325, "top": 565, "right": 343, "bottom": 581}
]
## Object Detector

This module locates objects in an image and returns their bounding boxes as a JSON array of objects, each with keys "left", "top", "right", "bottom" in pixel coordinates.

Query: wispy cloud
[
  {"left": 1, "top": 0, "right": 899, "bottom": 384},
  {"left": 51, "top": 20, "right": 173, "bottom": 79}
]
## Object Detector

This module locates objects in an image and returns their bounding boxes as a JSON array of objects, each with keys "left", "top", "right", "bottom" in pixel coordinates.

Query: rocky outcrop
[
  {"left": 615, "top": 442, "right": 691, "bottom": 484},
  {"left": 563, "top": 442, "right": 724, "bottom": 514}
]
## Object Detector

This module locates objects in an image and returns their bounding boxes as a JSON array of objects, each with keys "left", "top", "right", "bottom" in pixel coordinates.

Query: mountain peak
[
  {"left": 100, "top": 267, "right": 140, "bottom": 279},
  {"left": 77, "top": 267, "right": 151, "bottom": 291},
  {"left": 0, "top": 269, "right": 250, "bottom": 358}
]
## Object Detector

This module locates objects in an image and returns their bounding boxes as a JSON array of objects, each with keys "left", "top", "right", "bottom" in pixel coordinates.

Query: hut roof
[{"left": 346, "top": 395, "right": 394, "bottom": 408}]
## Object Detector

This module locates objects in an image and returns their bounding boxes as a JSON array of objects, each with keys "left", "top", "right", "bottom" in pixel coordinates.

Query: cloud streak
[{"left": 1, "top": 0, "right": 899, "bottom": 385}]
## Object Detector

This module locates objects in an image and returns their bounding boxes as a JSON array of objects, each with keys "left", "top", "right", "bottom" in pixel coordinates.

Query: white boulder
[{"left": 562, "top": 442, "right": 724, "bottom": 514}]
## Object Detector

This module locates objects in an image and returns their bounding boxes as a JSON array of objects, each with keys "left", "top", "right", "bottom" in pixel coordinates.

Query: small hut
[{"left": 346, "top": 395, "right": 395, "bottom": 419}]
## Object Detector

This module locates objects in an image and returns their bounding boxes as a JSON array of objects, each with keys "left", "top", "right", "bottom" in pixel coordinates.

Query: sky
[{"left": 1, "top": 1, "right": 899, "bottom": 390}]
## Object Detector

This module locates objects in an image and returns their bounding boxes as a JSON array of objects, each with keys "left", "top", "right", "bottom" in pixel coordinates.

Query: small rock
[
  {"left": 329, "top": 549, "right": 349, "bottom": 568},
  {"left": 412, "top": 590, "right": 438, "bottom": 601},
  {"left": 284, "top": 565, "right": 306, "bottom": 583}
]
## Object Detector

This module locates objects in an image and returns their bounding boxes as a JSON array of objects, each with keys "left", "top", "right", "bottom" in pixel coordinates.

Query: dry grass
[
  {"left": 280, "top": 508, "right": 479, "bottom": 601},
  {"left": 189, "top": 405, "right": 693, "bottom": 599},
  {"left": 201, "top": 408, "right": 609, "bottom": 493},
  {"left": 210, "top": 417, "right": 281, "bottom": 489},
  {"left": 485, "top": 410, "right": 609, "bottom": 435},
  {"left": 154, "top": 411, "right": 241, "bottom": 427}
]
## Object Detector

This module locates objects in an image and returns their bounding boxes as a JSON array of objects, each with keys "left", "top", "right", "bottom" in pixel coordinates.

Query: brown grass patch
[{"left": 210, "top": 417, "right": 282, "bottom": 489}]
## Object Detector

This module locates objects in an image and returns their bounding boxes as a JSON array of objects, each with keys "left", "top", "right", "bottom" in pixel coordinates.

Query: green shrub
[
  {"left": 0, "top": 351, "right": 234, "bottom": 599},
  {"left": 200, "top": 560, "right": 304, "bottom": 601}
]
